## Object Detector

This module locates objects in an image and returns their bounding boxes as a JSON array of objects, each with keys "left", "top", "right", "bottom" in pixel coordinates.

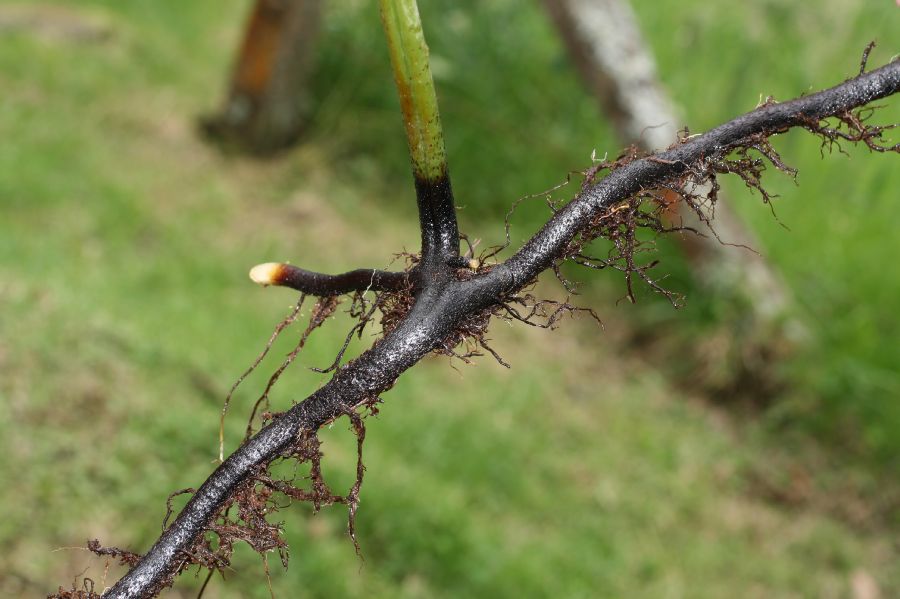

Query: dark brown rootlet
[{"left": 50, "top": 57, "right": 900, "bottom": 598}]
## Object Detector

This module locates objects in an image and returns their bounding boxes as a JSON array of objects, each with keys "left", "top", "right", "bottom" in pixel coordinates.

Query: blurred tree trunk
[
  {"left": 543, "top": 0, "right": 804, "bottom": 393},
  {"left": 202, "top": 0, "right": 322, "bottom": 154}
]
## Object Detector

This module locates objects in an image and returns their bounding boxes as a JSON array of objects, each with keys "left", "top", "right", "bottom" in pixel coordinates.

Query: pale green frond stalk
[{"left": 379, "top": 0, "right": 448, "bottom": 181}]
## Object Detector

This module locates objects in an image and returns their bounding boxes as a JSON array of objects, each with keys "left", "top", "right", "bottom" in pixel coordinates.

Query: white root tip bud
[{"left": 249, "top": 262, "right": 284, "bottom": 286}]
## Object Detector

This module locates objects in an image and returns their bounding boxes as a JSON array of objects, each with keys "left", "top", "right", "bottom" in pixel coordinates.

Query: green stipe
[{"left": 379, "top": 0, "right": 448, "bottom": 182}]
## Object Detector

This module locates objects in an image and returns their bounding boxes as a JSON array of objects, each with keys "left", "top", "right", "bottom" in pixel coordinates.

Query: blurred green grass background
[{"left": 0, "top": 0, "right": 898, "bottom": 597}]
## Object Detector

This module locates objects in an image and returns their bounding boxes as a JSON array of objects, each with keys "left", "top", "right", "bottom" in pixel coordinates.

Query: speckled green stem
[
  {"left": 379, "top": 0, "right": 448, "bottom": 181},
  {"left": 380, "top": 0, "right": 461, "bottom": 265}
]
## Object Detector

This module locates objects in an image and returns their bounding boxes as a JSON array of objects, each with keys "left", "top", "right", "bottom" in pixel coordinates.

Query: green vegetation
[{"left": 0, "top": 0, "right": 897, "bottom": 597}]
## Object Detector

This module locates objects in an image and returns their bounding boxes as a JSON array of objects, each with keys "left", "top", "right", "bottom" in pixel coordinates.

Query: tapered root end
[{"left": 249, "top": 262, "right": 286, "bottom": 287}]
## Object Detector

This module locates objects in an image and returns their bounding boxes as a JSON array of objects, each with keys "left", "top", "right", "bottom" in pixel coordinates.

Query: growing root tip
[{"left": 249, "top": 262, "right": 285, "bottom": 287}]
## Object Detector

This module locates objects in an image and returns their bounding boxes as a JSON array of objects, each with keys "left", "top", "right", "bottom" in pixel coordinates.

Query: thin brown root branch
[
  {"left": 246, "top": 296, "right": 341, "bottom": 438},
  {"left": 220, "top": 296, "right": 307, "bottom": 461},
  {"left": 163, "top": 488, "right": 196, "bottom": 532}
]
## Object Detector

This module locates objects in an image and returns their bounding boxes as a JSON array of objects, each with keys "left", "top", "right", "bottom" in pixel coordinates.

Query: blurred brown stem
[{"left": 201, "top": 0, "right": 323, "bottom": 154}]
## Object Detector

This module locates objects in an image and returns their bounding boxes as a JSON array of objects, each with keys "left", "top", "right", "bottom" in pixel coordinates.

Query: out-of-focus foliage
[{"left": 0, "top": 0, "right": 897, "bottom": 597}]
